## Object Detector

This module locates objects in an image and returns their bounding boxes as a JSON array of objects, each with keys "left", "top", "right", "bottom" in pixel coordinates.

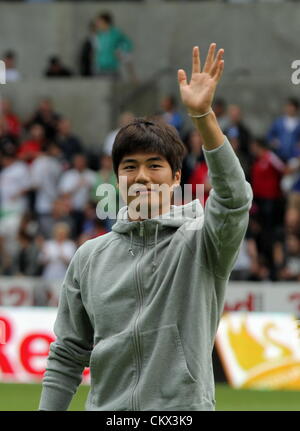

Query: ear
[{"left": 174, "top": 169, "right": 181, "bottom": 186}]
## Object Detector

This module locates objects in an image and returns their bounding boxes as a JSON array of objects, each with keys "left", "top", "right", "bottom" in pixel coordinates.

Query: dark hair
[
  {"left": 0, "top": 141, "right": 17, "bottom": 158},
  {"left": 252, "top": 137, "right": 269, "bottom": 149},
  {"left": 98, "top": 12, "right": 113, "bottom": 26},
  {"left": 286, "top": 97, "right": 300, "bottom": 110},
  {"left": 112, "top": 117, "right": 187, "bottom": 179},
  {"left": 163, "top": 95, "right": 177, "bottom": 108},
  {"left": 49, "top": 56, "right": 60, "bottom": 65},
  {"left": 213, "top": 98, "right": 227, "bottom": 109},
  {"left": 4, "top": 50, "right": 16, "bottom": 59}
]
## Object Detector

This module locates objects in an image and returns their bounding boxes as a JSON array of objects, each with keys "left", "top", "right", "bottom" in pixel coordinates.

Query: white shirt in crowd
[
  {"left": 283, "top": 116, "right": 299, "bottom": 133},
  {"left": 233, "top": 239, "right": 251, "bottom": 271},
  {"left": 0, "top": 160, "right": 30, "bottom": 213},
  {"left": 58, "top": 169, "right": 96, "bottom": 210},
  {"left": 103, "top": 129, "right": 119, "bottom": 156},
  {"left": 31, "top": 155, "right": 63, "bottom": 214},
  {"left": 5, "top": 69, "right": 21, "bottom": 82},
  {"left": 41, "top": 240, "right": 76, "bottom": 281}
]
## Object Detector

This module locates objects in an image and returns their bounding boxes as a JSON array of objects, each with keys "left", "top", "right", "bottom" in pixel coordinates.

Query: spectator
[
  {"left": 0, "top": 235, "right": 13, "bottom": 276},
  {"left": 77, "top": 217, "right": 108, "bottom": 247},
  {"left": 0, "top": 98, "right": 21, "bottom": 138},
  {"left": 181, "top": 129, "right": 204, "bottom": 185},
  {"left": 226, "top": 126, "right": 251, "bottom": 180},
  {"left": 39, "top": 222, "right": 76, "bottom": 281},
  {"left": 182, "top": 130, "right": 211, "bottom": 206},
  {"left": 159, "top": 95, "right": 184, "bottom": 135},
  {"left": 18, "top": 123, "right": 45, "bottom": 164},
  {"left": 249, "top": 137, "right": 286, "bottom": 280},
  {"left": 267, "top": 97, "right": 300, "bottom": 162},
  {"left": 283, "top": 206, "right": 300, "bottom": 236},
  {"left": 250, "top": 137, "right": 285, "bottom": 230},
  {"left": 94, "top": 12, "right": 135, "bottom": 80},
  {"left": 14, "top": 231, "right": 43, "bottom": 276},
  {"left": 247, "top": 212, "right": 272, "bottom": 281},
  {"left": 79, "top": 19, "right": 98, "bottom": 76},
  {"left": 102, "top": 111, "right": 135, "bottom": 156},
  {"left": 58, "top": 153, "right": 96, "bottom": 236},
  {"left": 55, "top": 117, "right": 83, "bottom": 166},
  {"left": 212, "top": 98, "right": 229, "bottom": 132},
  {"left": 91, "top": 154, "right": 119, "bottom": 230},
  {"left": 281, "top": 155, "right": 300, "bottom": 214},
  {"left": 274, "top": 233, "right": 300, "bottom": 281},
  {"left": 0, "top": 116, "right": 18, "bottom": 152},
  {"left": 42, "top": 197, "right": 75, "bottom": 240},
  {"left": 225, "top": 104, "right": 252, "bottom": 160},
  {"left": 230, "top": 235, "right": 260, "bottom": 281},
  {"left": 2, "top": 50, "right": 21, "bottom": 82},
  {"left": 18, "top": 210, "right": 39, "bottom": 240},
  {"left": 0, "top": 144, "right": 31, "bottom": 257},
  {"left": 30, "top": 142, "right": 63, "bottom": 237},
  {"left": 44, "top": 56, "right": 73, "bottom": 78},
  {"left": 187, "top": 162, "right": 210, "bottom": 207},
  {"left": 81, "top": 201, "right": 108, "bottom": 238},
  {"left": 24, "top": 98, "right": 61, "bottom": 140}
]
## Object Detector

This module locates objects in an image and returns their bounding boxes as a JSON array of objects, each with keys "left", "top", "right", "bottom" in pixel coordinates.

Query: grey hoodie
[{"left": 39, "top": 137, "right": 253, "bottom": 411}]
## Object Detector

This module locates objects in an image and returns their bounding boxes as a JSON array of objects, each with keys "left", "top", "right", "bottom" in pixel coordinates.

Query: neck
[{"left": 128, "top": 203, "right": 171, "bottom": 222}]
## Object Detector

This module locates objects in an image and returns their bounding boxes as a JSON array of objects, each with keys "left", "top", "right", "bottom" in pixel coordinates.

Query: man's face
[
  {"left": 73, "top": 155, "right": 86, "bottom": 171},
  {"left": 96, "top": 18, "right": 110, "bottom": 32},
  {"left": 58, "top": 119, "right": 71, "bottom": 135},
  {"left": 284, "top": 103, "right": 298, "bottom": 117},
  {"left": 117, "top": 152, "right": 181, "bottom": 220}
]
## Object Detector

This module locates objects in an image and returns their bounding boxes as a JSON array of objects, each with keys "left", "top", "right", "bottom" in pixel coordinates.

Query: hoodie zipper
[{"left": 131, "top": 222, "right": 145, "bottom": 411}]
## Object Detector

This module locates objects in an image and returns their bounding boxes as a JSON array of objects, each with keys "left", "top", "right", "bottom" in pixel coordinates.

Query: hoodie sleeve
[
  {"left": 201, "top": 136, "right": 253, "bottom": 281},
  {"left": 38, "top": 248, "right": 94, "bottom": 411}
]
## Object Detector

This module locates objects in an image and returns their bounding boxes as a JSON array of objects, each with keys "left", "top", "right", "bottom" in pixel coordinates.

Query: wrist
[{"left": 188, "top": 107, "right": 213, "bottom": 119}]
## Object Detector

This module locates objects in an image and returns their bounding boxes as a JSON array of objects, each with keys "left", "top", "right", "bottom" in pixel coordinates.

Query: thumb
[{"left": 178, "top": 69, "right": 187, "bottom": 87}]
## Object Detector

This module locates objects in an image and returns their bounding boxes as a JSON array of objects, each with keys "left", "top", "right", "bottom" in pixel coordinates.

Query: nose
[{"left": 134, "top": 166, "right": 151, "bottom": 184}]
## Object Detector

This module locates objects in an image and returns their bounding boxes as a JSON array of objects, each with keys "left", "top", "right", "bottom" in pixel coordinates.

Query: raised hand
[{"left": 178, "top": 44, "right": 224, "bottom": 116}]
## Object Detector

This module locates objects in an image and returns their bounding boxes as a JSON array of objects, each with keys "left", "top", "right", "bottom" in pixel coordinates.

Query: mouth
[{"left": 136, "top": 190, "right": 152, "bottom": 194}]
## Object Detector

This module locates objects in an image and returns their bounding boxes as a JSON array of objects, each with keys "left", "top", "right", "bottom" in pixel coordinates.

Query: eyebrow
[{"left": 120, "top": 156, "right": 164, "bottom": 164}]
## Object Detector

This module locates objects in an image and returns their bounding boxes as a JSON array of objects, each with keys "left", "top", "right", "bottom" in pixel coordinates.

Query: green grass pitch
[{"left": 0, "top": 383, "right": 299, "bottom": 411}]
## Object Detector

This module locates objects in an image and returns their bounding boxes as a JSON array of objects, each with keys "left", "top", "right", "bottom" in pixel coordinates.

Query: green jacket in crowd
[{"left": 95, "top": 27, "right": 133, "bottom": 73}]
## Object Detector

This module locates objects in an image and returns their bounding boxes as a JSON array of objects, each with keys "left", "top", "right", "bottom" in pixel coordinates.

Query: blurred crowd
[
  {"left": 0, "top": 94, "right": 300, "bottom": 282},
  {"left": 2, "top": 12, "right": 137, "bottom": 83}
]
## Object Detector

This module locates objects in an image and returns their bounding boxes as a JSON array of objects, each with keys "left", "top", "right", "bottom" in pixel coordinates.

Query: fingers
[
  {"left": 192, "top": 46, "right": 201, "bottom": 75},
  {"left": 210, "top": 48, "right": 224, "bottom": 76},
  {"left": 178, "top": 69, "right": 188, "bottom": 86},
  {"left": 214, "top": 59, "right": 225, "bottom": 82},
  {"left": 203, "top": 43, "right": 216, "bottom": 73}
]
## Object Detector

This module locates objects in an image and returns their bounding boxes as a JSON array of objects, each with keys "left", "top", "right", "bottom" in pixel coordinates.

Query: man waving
[{"left": 39, "top": 44, "right": 252, "bottom": 411}]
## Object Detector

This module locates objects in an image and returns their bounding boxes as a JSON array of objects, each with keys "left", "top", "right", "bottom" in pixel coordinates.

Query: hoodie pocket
[
  {"left": 89, "top": 331, "right": 136, "bottom": 410},
  {"left": 139, "top": 324, "right": 198, "bottom": 410}
]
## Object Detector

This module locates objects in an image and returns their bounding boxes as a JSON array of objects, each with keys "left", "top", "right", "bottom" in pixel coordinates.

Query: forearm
[
  {"left": 189, "top": 110, "right": 225, "bottom": 151},
  {"left": 203, "top": 136, "right": 252, "bottom": 207}
]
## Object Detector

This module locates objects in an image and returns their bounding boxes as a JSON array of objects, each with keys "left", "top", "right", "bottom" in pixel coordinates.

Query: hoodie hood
[{"left": 112, "top": 199, "right": 204, "bottom": 273}]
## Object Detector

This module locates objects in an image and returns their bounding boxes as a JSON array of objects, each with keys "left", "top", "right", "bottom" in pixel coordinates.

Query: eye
[
  {"left": 124, "top": 165, "right": 135, "bottom": 170},
  {"left": 150, "top": 164, "right": 162, "bottom": 168}
]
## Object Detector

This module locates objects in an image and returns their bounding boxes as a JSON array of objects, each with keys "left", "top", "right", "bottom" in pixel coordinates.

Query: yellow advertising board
[{"left": 216, "top": 313, "right": 300, "bottom": 390}]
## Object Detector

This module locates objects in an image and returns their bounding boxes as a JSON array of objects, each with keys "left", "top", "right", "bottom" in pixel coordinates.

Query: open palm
[{"left": 178, "top": 44, "right": 224, "bottom": 115}]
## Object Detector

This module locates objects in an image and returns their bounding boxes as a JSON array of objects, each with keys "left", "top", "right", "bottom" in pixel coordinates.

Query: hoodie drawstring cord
[
  {"left": 128, "top": 224, "right": 159, "bottom": 272},
  {"left": 128, "top": 231, "right": 135, "bottom": 256},
  {"left": 152, "top": 223, "right": 159, "bottom": 273}
]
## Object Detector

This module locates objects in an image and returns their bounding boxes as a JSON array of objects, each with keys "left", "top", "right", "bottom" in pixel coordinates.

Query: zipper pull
[{"left": 139, "top": 222, "right": 144, "bottom": 237}]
